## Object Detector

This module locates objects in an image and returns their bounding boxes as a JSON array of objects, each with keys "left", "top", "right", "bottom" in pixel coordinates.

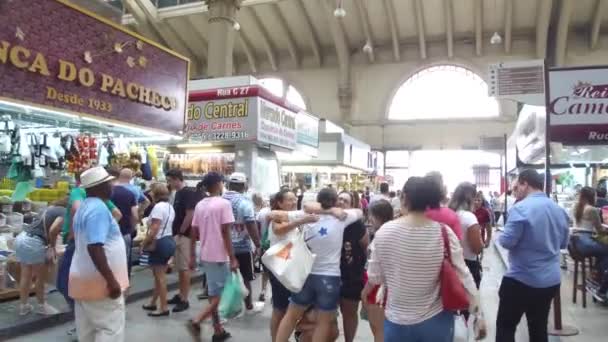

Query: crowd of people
[{"left": 12, "top": 164, "right": 608, "bottom": 342}]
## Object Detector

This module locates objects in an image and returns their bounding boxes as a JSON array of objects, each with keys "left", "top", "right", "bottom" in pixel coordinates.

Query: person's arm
[
  {"left": 105, "top": 200, "right": 122, "bottom": 222},
  {"left": 588, "top": 207, "right": 603, "bottom": 234},
  {"left": 272, "top": 214, "right": 319, "bottom": 236},
  {"left": 359, "top": 229, "right": 370, "bottom": 255},
  {"left": 180, "top": 209, "right": 194, "bottom": 235},
  {"left": 222, "top": 223, "right": 238, "bottom": 271},
  {"left": 302, "top": 202, "right": 350, "bottom": 220},
  {"left": 47, "top": 217, "right": 64, "bottom": 251},
  {"left": 466, "top": 223, "right": 484, "bottom": 255},
  {"left": 498, "top": 207, "right": 525, "bottom": 250},
  {"left": 143, "top": 218, "right": 160, "bottom": 246}
]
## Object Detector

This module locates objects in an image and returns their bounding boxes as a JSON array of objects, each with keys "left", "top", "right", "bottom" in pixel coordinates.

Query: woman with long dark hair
[
  {"left": 571, "top": 186, "right": 608, "bottom": 302},
  {"left": 474, "top": 191, "right": 492, "bottom": 248},
  {"left": 363, "top": 199, "right": 393, "bottom": 342},
  {"left": 448, "top": 182, "right": 484, "bottom": 289},
  {"left": 362, "top": 177, "right": 479, "bottom": 341},
  {"left": 266, "top": 189, "right": 318, "bottom": 342}
]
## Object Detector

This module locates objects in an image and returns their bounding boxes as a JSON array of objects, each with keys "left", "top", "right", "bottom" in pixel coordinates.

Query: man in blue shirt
[
  {"left": 223, "top": 172, "right": 261, "bottom": 313},
  {"left": 496, "top": 169, "right": 569, "bottom": 342}
]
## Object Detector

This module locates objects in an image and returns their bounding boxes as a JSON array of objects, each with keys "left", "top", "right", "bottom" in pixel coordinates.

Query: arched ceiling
[
  {"left": 89, "top": 0, "right": 608, "bottom": 149},
  {"left": 115, "top": 0, "right": 608, "bottom": 72}
]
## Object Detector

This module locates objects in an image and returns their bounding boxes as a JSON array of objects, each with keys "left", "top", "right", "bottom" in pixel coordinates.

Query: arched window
[
  {"left": 259, "top": 78, "right": 307, "bottom": 111},
  {"left": 388, "top": 65, "right": 499, "bottom": 120}
]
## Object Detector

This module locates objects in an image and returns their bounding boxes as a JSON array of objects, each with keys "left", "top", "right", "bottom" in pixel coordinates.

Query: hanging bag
[
  {"left": 262, "top": 227, "right": 315, "bottom": 293},
  {"left": 440, "top": 225, "right": 470, "bottom": 311}
]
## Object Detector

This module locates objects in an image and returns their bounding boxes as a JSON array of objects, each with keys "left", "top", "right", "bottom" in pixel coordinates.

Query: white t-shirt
[
  {"left": 257, "top": 207, "right": 272, "bottom": 240},
  {"left": 263, "top": 210, "right": 301, "bottom": 246},
  {"left": 370, "top": 194, "right": 390, "bottom": 204},
  {"left": 391, "top": 197, "right": 401, "bottom": 215},
  {"left": 456, "top": 210, "right": 479, "bottom": 261},
  {"left": 302, "top": 209, "right": 362, "bottom": 276},
  {"left": 149, "top": 202, "right": 175, "bottom": 240}
]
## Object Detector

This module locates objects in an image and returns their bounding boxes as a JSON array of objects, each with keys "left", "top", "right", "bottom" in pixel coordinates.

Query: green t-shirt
[{"left": 61, "top": 187, "right": 116, "bottom": 242}]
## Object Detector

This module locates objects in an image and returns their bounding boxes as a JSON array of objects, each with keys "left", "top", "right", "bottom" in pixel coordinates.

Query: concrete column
[{"left": 206, "top": 0, "right": 242, "bottom": 77}]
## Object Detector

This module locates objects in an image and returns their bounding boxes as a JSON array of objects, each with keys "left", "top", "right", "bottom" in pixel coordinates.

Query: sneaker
[
  {"left": 246, "top": 302, "right": 264, "bottom": 315},
  {"left": 593, "top": 291, "right": 608, "bottom": 303},
  {"left": 172, "top": 300, "right": 190, "bottom": 313},
  {"left": 19, "top": 303, "right": 33, "bottom": 316},
  {"left": 212, "top": 330, "right": 232, "bottom": 342},
  {"left": 258, "top": 293, "right": 266, "bottom": 302},
  {"left": 35, "top": 303, "right": 59, "bottom": 315},
  {"left": 168, "top": 294, "right": 182, "bottom": 305}
]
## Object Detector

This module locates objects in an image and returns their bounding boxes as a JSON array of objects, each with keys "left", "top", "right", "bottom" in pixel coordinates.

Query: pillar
[{"left": 206, "top": 0, "right": 242, "bottom": 77}]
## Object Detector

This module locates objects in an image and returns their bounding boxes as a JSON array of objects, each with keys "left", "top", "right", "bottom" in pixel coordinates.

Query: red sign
[{"left": 0, "top": 0, "right": 189, "bottom": 134}]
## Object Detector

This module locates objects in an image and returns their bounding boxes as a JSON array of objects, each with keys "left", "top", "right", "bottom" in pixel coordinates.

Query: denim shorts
[
  {"left": 290, "top": 274, "right": 341, "bottom": 312},
  {"left": 201, "top": 262, "right": 230, "bottom": 297},
  {"left": 14, "top": 232, "right": 46, "bottom": 265}
]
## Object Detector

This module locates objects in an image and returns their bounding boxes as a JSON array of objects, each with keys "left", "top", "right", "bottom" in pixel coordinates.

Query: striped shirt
[{"left": 368, "top": 218, "right": 477, "bottom": 325}]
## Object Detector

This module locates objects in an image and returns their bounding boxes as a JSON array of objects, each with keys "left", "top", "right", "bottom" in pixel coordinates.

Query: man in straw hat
[{"left": 68, "top": 166, "right": 129, "bottom": 342}]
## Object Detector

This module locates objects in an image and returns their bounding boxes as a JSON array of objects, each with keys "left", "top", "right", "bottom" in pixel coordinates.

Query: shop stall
[
  {"left": 184, "top": 76, "right": 303, "bottom": 195},
  {"left": 280, "top": 120, "right": 373, "bottom": 192},
  {"left": 0, "top": 0, "right": 188, "bottom": 298}
]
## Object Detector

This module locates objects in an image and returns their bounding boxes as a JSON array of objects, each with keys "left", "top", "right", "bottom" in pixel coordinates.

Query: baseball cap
[{"left": 228, "top": 172, "right": 247, "bottom": 184}]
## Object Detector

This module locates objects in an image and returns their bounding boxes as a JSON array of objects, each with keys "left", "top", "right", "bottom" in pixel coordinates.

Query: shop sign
[
  {"left": 186, "top": 97, "right": 258, "bottom": 143},
  {"left": 548, "top": 67, "right": 608, "bottom": 144},
  {"left": 296, "top": 111, "right": 319, "bottom": 148},
  {"left": 0, "top": 0, "right": 189, "bottom": 134},
  {"left": 258, "top": 98, "right": 297, "bottom": 150}
]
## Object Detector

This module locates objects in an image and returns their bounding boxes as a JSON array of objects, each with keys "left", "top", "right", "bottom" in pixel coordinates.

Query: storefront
[
  {"left": 280, "top": 120, "right": 372, "bottom": 192},
  {"left": 0, "top": 0, "right": 188, "bottom": 297},
  {"left": 183, "top": 76, "right": 302, "bottom": 195}
]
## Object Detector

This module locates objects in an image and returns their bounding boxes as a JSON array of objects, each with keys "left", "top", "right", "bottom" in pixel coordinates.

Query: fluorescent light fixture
[
  {"left": 177, "top": 143, "right": 213, "bottom": 148},
  {"left": 184, "top": 148, "right": 223, "bottom": 154},
  {"left": 0, "top": 100, "right": 78, "bottom": 119}
]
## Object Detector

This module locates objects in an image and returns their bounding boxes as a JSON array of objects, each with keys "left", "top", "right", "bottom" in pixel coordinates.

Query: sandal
[
  {"left": 148, "top": 310, "right": 170, "bottom": 317},
  {"left": 212, "top": 330, "right": 232, "bottom": 342},
  {"left": 142, "top": 304, "right": 157, "bottom": 311},
  {"left": 187, "top": 320, "right": 202, "bottom": 335}
]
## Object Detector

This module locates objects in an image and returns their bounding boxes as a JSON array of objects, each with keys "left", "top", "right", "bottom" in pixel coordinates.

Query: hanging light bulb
[
  {"left": 362, "top": 40, "right": 373, "bottom": 54},
  {"left": 334, "top": 0, "right": 346, "bottom": 17},
  {"left": 233, "top": 21, "right": 241, "bottom": 31},
  {"left": 490, "top": 31, "right": 502, "bottom": 45}
]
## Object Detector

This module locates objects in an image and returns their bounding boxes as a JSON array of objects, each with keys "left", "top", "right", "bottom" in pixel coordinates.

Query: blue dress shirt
[{"left": 499, "top": 192, "right": 569, "bottom": 288}]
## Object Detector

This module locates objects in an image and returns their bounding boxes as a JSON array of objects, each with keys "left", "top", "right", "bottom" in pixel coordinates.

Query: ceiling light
[
  {"left": 362, "top": 41, "right": 373, "bottom": 54},
  {"left": 334, "top": 0, "right": 346, "bottom": 18},
  {"left": 233, "top": 21, "right": 240, "bottom": 31},
  {"left": 177, "top": 143, "right": 213, "bottom": 149},
  {"left": 490, "top": 31, "right": 502, "bottom": 45}
]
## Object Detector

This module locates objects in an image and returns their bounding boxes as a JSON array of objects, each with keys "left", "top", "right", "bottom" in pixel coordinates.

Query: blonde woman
[{"left": 142, "top": 183, "right": 176, "bottom": 317}]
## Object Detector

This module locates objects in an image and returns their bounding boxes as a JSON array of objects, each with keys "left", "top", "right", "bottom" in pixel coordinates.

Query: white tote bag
[{"left": 262, "top": 229, "right": 315, "bottom": 293}]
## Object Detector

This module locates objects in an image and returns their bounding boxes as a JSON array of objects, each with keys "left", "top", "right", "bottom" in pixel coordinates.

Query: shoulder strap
[{"left": 159, "top": 203, "right": 171, "bottom": 236}]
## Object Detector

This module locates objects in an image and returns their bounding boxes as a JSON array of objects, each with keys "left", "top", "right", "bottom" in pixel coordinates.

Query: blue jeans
[
  {"left": 384, "top": 311, "right": 454, "bottom": 342},
  {"left": 57, "top": 239, "right": 75, "bottom": 311},
  {"left": 290, "top": 274, "right": 341, "bottom": 311}
]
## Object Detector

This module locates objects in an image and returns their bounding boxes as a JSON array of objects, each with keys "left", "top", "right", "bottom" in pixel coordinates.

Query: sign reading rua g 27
[{"left": 0, "top": 0, "right": 189, "bottom": 134}]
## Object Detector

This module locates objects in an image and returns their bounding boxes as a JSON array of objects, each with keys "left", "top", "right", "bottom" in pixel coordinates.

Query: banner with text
[
  {"left": 258, "top": 98, "right": 297, "bottom": 150},
  {"left": 548, "top": 67, "right": 608, "bottom": 144},
  {"left": 0, "top": 0, "right": 189, "bottom": 134},
  {"left": 186, "top": 97, "right": 258, "bottom": 143}
]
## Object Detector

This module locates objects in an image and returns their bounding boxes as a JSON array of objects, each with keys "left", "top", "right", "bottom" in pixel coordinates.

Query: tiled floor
[{"left": 7, "top": 239, "right": 608, "bottom": 342}]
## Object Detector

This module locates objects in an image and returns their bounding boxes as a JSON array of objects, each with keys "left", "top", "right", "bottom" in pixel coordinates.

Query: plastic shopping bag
[
  {"left": 219, "top": 272, "right": 245, "bottom": 319},
  {"left": 262, "top": 229, "right": 315, "bottom": 293},
  {"left": 453, "top": 314, "right": 469, "bottom": 342}
]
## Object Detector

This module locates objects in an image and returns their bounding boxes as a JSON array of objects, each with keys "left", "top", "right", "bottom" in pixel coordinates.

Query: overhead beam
[
  {"left": 413, "top": 0, "right": 427, "bottom": 59},
  {"left": 444, "top": 0, "right": 454, "bottom": 58},
  {"left": 474, "top": 0, "right": 483, "bottom": 56},
  {"left": 504, "top": 0, "right": 513, "bottom": 53},
  {"left": 122, "top": 0, "right": 281, "bottom": 25},
  {"left": 246, "top": 7, "right": 278, "bottom": 71},
  {"left": 131, "top": 0, "right": 201, "bottom": 68},
  {"left": 185, "top": 15, "right": 209, "bottom": 60},
  {"left": 554, "top": 0, "right": 572, "bottom": 66},
  {"left": 590, "top": 0, "right": 605, "bottom": 49},
  {"left": 121, "top": 0, "right": 166, "bottom": 44},
  {"left": 381, "top": 0, "right": 400, "bottom": 62},
  {"left": 271, "top": 4, "right": 300, "bottom": 67},
  {"left": 237, "top": 30, "right": 258, "bottom": 74},
  {"left": 319, "top": 0, "right": 352, "bottom": 124},
  {"left": 294, "top": 0, "right": 322, "bottom": 67},
  {"left": 536, "top": 0, "right": 553, "bottom": 59},
  {"left": 354, "top": 0, "right": 375, "bottom": 63}
]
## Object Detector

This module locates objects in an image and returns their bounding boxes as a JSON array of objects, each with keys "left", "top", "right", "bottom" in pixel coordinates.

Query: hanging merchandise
[
  {"left": 140, "top": 147, "right": 152, "bottom": 181},
  {"left": 147, "top": 146, "right": 159, "bottom": 179}
]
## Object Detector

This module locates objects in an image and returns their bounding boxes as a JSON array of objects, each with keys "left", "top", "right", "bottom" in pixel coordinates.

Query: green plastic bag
[
  {"left": 12, "top": 181, "right": 33, "bottom": 202},
  {"left": 261, "top": 225, "right": 270, "bottom": 251},
  {"left": 219, "top": 272, "right": 244, "bottom": 319}
]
